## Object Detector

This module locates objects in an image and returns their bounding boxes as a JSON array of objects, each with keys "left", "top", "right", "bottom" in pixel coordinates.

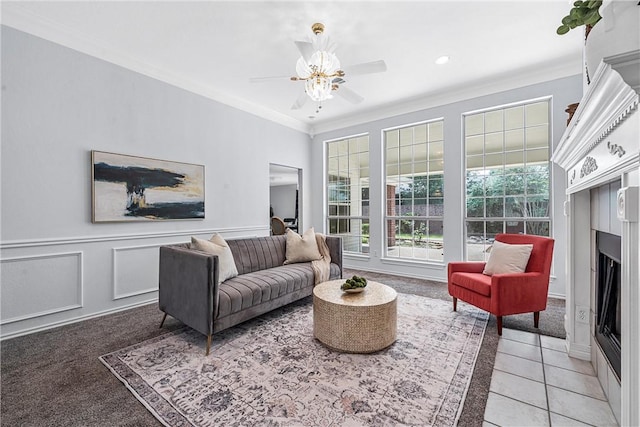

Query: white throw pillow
[
  {"left": 284, "top": 227, "right": 322, "bottom": 264},
  {"left": 483, "top": 240, "right": 533, "bottom": 275},
  {"left": 191, "top": 235, "right": 239, "bottom": 284}
]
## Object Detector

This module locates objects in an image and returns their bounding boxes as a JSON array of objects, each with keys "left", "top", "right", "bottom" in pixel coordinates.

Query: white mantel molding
[{"left": 552, "top": 52, "right": 640, "bottom": 177}]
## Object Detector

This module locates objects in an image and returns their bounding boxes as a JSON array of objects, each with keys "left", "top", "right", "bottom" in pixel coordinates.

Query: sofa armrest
[
  {"left": 159, "top": 245, "right": 219, "bottom": 337},
  {"left": 325, "top": 236, "right": 343, "bottom": 278}
]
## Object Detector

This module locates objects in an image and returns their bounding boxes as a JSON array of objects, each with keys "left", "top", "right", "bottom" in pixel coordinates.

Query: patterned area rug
[{"left": 100, "top": 294, "right": 487, "bottom": 426}]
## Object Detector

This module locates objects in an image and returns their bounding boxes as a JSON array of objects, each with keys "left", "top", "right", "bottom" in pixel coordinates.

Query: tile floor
[{"left": 482, "top": 328, "right": 619, "bottom": 427}]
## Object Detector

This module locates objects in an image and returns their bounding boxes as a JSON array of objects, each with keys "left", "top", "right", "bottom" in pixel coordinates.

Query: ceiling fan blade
[
  {"left": 342, "top": 60, "right": 387, "bottom": 76},
  {"left": 294, "top": 41, "right": 314, "bottom": 62},
  {"left": 334, "top": 85, "right": 364, "bottom": 104},
  {"left": 249, "top": 75, "right": 291, "bottom": 83},
  {"left": 291, "top": 90, "right": 308, "bottom": 110}
]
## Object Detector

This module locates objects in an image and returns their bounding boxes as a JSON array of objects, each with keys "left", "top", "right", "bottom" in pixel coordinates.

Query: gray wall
[
  {"left": 311, "top": 74, "right": 583, "bottom": 298},
  {"left": 0, "top": 27, "right": 312, "bottom": 338}
]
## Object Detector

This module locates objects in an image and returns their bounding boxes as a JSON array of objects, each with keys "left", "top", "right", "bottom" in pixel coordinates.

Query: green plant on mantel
[{"left": 557, "top": 0, "right": 602, "bottom": 35}]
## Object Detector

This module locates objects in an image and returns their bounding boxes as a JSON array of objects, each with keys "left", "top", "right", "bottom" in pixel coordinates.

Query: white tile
[
  {"left": 494, "top": 351, "right": 544, "bottom": 382},
  {"left": 502, "top": 328, "right": 540, "bottom": 346},
  {"left": 549, "top": 412, "right": 591, "bottom": 426},
  {"left": 544, "top": 364, "right": 606, "bottom": 400},
  {"left": 540, "top": 335, "right": 567, "bottom": 352},
  {"left": 542, "top": 348, "right": 595, "bottom": 375},
  {"left": 547, "top": 385, "right": 618, "bottom": 426},
  {"left": 498, "top": 338, "right": 542, "bottom": 362},
  {"left": 490, "top": 370, "right": 547, "bottom": 409},
  {"left": 484, "top": 392, "right": 550, "bottom": 427}
]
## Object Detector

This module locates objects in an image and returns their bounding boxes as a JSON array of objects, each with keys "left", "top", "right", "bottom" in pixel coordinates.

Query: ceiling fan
[{"left": 250, "top": 23, "right": 387, "bottom": 111}]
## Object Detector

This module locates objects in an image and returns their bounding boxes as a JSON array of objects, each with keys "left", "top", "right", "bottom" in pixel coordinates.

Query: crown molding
[
  {"left": 310, "top": 58, "right": 582, "bottom": 136},
  {"left": 1, "top": 4, "right": 311, "bottom": 135}
]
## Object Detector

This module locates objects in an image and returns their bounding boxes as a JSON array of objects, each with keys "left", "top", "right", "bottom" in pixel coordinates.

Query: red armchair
[{"left": 448, "top": 233, "right": 554, "bottom": 335}]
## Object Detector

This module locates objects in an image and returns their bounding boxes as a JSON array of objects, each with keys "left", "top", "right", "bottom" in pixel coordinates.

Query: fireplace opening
[{"left": 595, "top": 230, "right": 622, "bottom": 381}]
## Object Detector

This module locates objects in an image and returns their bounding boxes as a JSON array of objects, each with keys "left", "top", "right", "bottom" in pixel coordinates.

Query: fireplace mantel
[{"left": 552, "top": 52, "right": 639, "bottom": 193}]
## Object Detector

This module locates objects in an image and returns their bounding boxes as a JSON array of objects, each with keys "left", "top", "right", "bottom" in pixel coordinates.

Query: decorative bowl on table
[{"left": 341, "top": 275, "right": 367, "bottom": 293}]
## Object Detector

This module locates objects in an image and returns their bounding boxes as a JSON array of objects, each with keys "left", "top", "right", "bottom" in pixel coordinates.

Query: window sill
[{"left": 380, "top": 257, "right": 446, "bottom": 269}]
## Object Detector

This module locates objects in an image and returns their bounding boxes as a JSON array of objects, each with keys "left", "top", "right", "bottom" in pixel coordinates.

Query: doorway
[{"left": 269, "top": 164, "right": 301, "bottom": 234}]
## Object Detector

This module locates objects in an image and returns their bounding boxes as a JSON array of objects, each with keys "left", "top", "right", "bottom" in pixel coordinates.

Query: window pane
[
  {"left": 505, "top": 130, "right": 524, "bottom": 151},
  {"left": 486, "top": 197, "right": 504, "bottom": 217},
  {"left": 527, "top": 221, "right": 550, "bottom": 236},
  {"left": 485, "top": 132, "right": 504, "bottom": 153},
  {"left": 505, "top": 106, "right": 524, "bottom": 130},
  {"left": 465, "top": 114, "right": 484, "bottom": 136},
  {"left": 505, "top": 196, "right": 525, "bottom": 216},
  {"left": 526, "top": 125, "right": 548, "bottom": 149},
  {"left": 428, "top": 141, "right": 443, "bottom": 160},
  {"left": 467, "top": 198, "right": 484, "bottom": 217},
  {"left": 525, "top": 102, "right": 548, "bottom": 126},
  {"left": 429, "top": 121, "right": 444, "bottom": 141},
  {"left": 485, "top": 110, "right": 503, "bottom": 133},
  {"left": 466, "top": 135, "right": 484, "bottom": 155}
]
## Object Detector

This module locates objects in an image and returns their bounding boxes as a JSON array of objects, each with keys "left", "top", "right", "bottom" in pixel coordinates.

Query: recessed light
[{"left": 435, "top": 56, "right": 450, "bottom": 65}]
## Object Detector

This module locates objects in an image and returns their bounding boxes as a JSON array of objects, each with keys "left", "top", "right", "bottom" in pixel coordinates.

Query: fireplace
[
  {"left": 552, "top": 48, "right": 639, "bottom": 425},
  {"left": 595, "top": 231, "right": 621, "bottom": 381}
]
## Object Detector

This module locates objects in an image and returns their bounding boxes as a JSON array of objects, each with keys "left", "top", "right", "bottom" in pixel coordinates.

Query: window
[
  {"left": 326, "top": 135, "right": 369, "bottom": 254},
  {"left": 384, "top": 120, "right": 444, "bottom": 262},
  {"left": 464, "top": 99, "right": 551, "bottom": 261}
]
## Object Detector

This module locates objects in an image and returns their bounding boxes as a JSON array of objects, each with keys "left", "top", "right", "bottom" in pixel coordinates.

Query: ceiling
[{"left": 1, "top": 1, "right": 584, "bottom": 135}]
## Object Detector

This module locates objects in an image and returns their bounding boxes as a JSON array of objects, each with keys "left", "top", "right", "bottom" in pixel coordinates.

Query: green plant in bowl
[{"left": 341, "top": 275, "right": 367, "bottom": 291}]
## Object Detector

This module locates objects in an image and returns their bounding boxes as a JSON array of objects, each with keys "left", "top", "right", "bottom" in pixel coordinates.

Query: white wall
[
  {"left": 0, "top": 27, "right": 312, "bottom": 339},
  {"left": 311, "top": 74, "right": 583, "bottom": 298}
]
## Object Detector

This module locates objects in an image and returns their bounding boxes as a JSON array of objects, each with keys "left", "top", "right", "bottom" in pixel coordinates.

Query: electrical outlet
[{"left": 576, "top": 306, "right": 589, "bottom": 324}]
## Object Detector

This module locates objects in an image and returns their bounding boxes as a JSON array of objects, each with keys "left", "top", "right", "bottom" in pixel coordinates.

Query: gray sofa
[{"left": 159, "top": 234, "right": 343, "bottom": 354}]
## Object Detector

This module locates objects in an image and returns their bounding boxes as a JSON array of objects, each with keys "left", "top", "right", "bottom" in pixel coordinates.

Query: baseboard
[{"left": 0, "top": 298, "right": 158, "bottom": 341}]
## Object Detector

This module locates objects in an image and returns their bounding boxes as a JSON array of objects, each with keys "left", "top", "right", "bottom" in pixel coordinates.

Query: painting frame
[{"left": 91, "top": 150, "right": 205, "bottom": 223}]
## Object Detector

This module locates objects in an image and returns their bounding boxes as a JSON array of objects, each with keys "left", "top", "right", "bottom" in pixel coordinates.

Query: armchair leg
[
  {"left": 533, "top": 312, "right": 540, "bottom": 328},
  {"left": 452, "top": 297, "right": 457, "bottom": 312},
  {"left": 497, "top": 316, "right": 503, "bottom": 335},
  {"left": 159, "top": 312, "right": 167, "bottom": 329}
]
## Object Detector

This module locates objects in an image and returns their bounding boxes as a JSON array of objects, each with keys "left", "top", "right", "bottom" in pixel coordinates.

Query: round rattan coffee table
[{"left": 313, "top": 279, "right": 397, "bottom": 353}]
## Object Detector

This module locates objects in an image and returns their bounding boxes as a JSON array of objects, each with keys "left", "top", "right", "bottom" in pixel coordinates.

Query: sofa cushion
[
  {"left": 284, "top": 227, "right": 322, "bottom": 264},
  {"left": 227, "top": 236, "right": 287, "bottom": 275},
  {"left": 450, "top": 272, "right": 492, "bottom": 297},
  {"left": 216, "top": 263, "right": 314, "bottom": 318},
  {"left": 191, "top": 235, "right": 239, "bottom": 284}
]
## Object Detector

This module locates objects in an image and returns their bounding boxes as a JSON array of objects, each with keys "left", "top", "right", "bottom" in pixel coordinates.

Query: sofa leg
[
  {"left": 206, "top": 334, "right": 212, "bottom": 356},
  {"left": 452, "top": 297, "right": 457, "bottom": 312},
  {"left": 159, "top": 312, "right": 167, "bottom": 329},
  {"left": 533, "top": 311, "right": 540, "bottom": 328},
  {"left": 497, "top": 316, "right": 503, "bottom": 335}
]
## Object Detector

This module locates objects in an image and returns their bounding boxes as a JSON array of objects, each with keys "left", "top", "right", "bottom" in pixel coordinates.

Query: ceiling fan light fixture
[{"left": 296, "top": 50, "right": 341, "bottom": 102}]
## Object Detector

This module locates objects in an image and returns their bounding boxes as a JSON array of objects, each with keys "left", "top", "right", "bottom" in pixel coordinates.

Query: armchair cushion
[
  {"left": 483, "top": 240, "right": 533, "bottom": 275},
  {"left": 450, "top": 272, "right": 492, "bottom": 297}
]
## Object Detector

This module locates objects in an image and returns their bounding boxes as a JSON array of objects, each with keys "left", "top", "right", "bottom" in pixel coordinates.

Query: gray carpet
[{"left": 1, "top": 270, "right": 565, "bottom": 427}]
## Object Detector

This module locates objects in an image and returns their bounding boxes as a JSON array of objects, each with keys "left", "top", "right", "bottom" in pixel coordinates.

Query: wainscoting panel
[
  {"left": 112, "top": 244, "right": 161, "bottom": 300},
  {"left": 0, "top": 252, "right": 83, "bottom": 324}
]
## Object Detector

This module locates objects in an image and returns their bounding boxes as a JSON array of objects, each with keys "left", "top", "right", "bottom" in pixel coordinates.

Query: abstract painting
[{"left": 92, "top": 151, "right": 204, "bottom": 222}]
